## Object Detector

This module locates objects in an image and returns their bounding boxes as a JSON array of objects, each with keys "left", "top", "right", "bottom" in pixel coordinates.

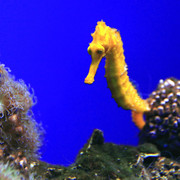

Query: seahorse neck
[{"left": 105, "top": 43, "right": 127, "bottom": 77}]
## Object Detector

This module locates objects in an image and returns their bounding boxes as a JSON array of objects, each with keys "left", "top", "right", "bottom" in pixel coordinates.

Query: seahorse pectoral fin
[{"left": 84, "top": 57, "right": 102, "bottom": 84}]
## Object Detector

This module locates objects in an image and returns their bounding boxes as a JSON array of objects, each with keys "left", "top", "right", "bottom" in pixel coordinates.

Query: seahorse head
[{"left": 84, "top": 21, "right": 119, "bottom": 84}]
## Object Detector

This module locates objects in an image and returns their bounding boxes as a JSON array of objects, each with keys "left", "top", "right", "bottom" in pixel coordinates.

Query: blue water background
[{"left": 0, "top": 1, "right": 180, "bottom": 166}]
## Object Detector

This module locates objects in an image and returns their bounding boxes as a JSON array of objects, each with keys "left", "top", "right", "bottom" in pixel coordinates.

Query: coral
[
  {"left": 0, "top": 162, "right": 25, "bottom": 180},
  {"left": 0, "top": 64, "right": 42, "bottom": 178},
  {"left": 140, "top": 78, "right": 180, "bottom": 157}
]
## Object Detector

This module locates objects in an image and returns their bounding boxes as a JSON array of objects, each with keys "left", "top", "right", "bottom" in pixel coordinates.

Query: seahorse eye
[
  {"left": 88, "top": 49, "right": 92, "bottom": 55},
  {"left": 96, "top": 50, "right": 103, "bottom": 54}
]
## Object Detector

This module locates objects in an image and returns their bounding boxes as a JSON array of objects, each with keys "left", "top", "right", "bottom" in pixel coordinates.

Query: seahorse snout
[
  {"left": 84, "top": 63, "right": 97, "bottom": 84},
  {"left": 84, "top": 56, "right": 102, "bottom": 84},
  {"left": 84, "top": 76, "right": 94, "bottom": 84}
]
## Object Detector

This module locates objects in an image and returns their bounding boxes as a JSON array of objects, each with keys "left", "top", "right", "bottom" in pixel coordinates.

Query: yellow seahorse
[{"left": 84, "top": 21, "right": 150, "bottom": 129}]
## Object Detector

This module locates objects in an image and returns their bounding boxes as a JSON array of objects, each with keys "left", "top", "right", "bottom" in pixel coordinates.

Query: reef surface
[{"left": 3, "top": 129, "right": 180, "bottom": 180}]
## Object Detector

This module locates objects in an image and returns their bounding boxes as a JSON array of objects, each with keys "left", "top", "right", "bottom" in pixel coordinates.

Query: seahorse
[{"left": 84, "top": 21, "right": 150, "bottom": 129}]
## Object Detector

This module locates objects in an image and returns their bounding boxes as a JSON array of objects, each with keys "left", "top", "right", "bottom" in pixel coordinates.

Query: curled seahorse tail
[{"left": 131, "top": 111, "right": 145, "bottom": 130}]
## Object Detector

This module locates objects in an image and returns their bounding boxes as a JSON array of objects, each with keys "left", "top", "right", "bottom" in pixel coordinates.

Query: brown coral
[
  {"left": 140, "top": 78, "right": 180, "bottom": 157},
  {"left": 0, "top": 64, "right": 42, "bottom": 176}
]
